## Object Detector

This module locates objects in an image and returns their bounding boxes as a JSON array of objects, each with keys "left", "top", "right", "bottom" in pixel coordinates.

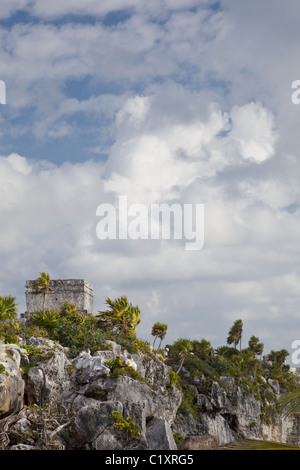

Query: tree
[
  {"left": 268, "top": 349, "right": 289, "bottom": 371},
  {"left": 227, "top": 319, "right": 243, "bottom": 351},
  {"left": 248, "top": 335, "right": 264, "bottom": 359},
  {"left": 34, "top": 272, "right": 51, "bottom": 310},
  {"left": 97, "top": 296, "right": 141, "bottom": 337},
  {"left": 280, "top": 386, "right": 300, "bottom": 417},
  {"left": 192, "top": 339, "right": 214, "bottom": 359},
  {"left": 0, "top": 295, "right": 18, "bottom": 322},
  {"left": 151, "top": 322, "right": 168, "bottom": 351},
  {"left": 171, "top": 338, "right": 193, "bottom": 374}
]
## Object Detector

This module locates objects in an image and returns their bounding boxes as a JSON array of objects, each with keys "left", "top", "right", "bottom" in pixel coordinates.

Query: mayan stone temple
[{"left": 25, "top": 279, "right": 94, "bottom": 316}]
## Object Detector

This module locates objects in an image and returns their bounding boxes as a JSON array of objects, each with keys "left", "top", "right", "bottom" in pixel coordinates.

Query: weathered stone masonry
[{"left": 25, "top": 279, "right": 93, "bottom": 315}]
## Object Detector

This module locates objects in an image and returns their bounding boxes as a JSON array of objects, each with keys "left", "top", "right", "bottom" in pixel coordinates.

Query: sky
[{"left": 1, "top": 0, "right": 300, "bottom": 364}]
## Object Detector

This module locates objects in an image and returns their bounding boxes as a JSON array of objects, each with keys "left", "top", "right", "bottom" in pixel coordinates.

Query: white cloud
[
  {"left": 229, "top": 102, "right": 276, "bottom": 162},
  {"left": 1, "top": 1, "right": 300, "bottom": 358}
]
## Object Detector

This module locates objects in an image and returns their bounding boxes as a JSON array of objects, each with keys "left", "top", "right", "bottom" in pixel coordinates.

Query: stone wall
[{"left": 25, "top": 279, "right": 93, "bottom": 315}]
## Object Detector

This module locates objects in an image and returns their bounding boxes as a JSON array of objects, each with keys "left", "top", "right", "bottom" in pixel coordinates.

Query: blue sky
[{"left": 1, "top": 0, "right": 300, "bottom": 363}]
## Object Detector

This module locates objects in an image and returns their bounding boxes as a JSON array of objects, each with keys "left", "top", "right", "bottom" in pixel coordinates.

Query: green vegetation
[
  {"left": 177, "top": 386, "right": 199, "bottom": 418},
  {"left": 167, "top": 370, "right": 182, "bottom": 391},
  {"left": 151, "top": 322, "right": 168, "bottom": 351},
  {"left": 0, "top": 295, "right": 20, "bottom": 344},
  {"left": 227, "top": 319, "right": 243, "bottom": 350},
  {"left": 33, "top": 272, "right": 51, "bottom": 310},
  {"left": 0, "top": 278, "right": 298, "bottom": 435},
  {"left": 97, "top": 296, "right": 141, "bottom": 338},
  {"left": 173, "top": 433, "right": 184, "bottom": 445},
  {"left": 13, "top": 298, "right": 150, "bottom": 358},
  {"left": 0, "top": 295, "right": 18, "bottom": 322},
  {"left": 106, "top": 356, "right": 156, "bottom": 390},
  {"left": 112, "top": 410, "right": 141, "bottom": 442},
  {"left": 0, "top": 363, "right": 8, "bottom": 376}
]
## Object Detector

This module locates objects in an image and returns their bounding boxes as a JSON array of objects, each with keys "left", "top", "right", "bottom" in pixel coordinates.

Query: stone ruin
[{"left": 24, "top": 278, "right": 93, "bottom": 316}]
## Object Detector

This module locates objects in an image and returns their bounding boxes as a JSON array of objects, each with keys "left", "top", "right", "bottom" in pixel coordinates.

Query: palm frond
[{"left": 279, "top": 387, "right": 300, "bottom": 417}]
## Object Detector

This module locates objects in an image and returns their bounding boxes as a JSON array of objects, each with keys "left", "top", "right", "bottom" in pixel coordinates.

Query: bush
[
  {"left": 177, "top": 386, "right": 199, "bottom": 418},
  {"left": 29, "top": 309, "right": 60, "bottom": 331},
  {"left": 112, "top": 410, "right": 141, "bottom": 442}
]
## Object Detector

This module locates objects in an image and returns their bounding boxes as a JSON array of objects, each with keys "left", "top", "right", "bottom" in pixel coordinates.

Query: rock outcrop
[
  {"left": 173, "top": 373, "right": 300, "bottom": 447},
  {"left": 0, "top": 338, "right": 182, "bottom": 450},
  {"left": 0, "top": 342, "right": 26, "bottom": 418},
  {"left": 59, "top": 340, "right": 182, "bottom": 449},
  {"left": 0, "top": 337, "right": 299, "bottom": 450}
]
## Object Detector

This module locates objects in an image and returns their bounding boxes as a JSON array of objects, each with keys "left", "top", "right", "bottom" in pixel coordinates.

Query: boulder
[
  {"left": 179, "top": 434, "right": 219, "bottom": 450},
  {"left": 146, "top": 417, "right": 177, "bottom": 450},
  {"left": 25, "top": 337, "right": 71, "bottom": 407},
  {"left": 0, "top": 342, "right": 26, "bottom": 418},
  {"left": 60, "top": 342, "right": 183, "bottom": 450},
  {"left": 75, "top": 401, "right": 124, "bottom": 450}
]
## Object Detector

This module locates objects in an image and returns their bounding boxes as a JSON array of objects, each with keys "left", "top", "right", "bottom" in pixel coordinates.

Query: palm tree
[
  {"left": 97, "top": 296, "right": 141, "bottom": 337},
  {"left": 248, "top": 335, "right": 264, "bottom": 358},
  {"left": 34, "top": 272, "right": 51, "bottom": 310},
  {"left": 280, "top": 386, "right": 300, "bottom": 417},
  {"left": 0, "top": 295, "right": 18, "bottom": 322},
  {"left": 227, "top": 319, "right": 243, "bottom": 351},
  {"left": 268, "top": 349, "right": 290, "bottom": 371},
  {"left": 151, "top": 322, "right": 168, "bottom": 351},
  {"left": 171, "top": 338, "right": 193, "bottom": 374},
  {"left": 192, "top": 339, "right": 214, "bottom": 359}
]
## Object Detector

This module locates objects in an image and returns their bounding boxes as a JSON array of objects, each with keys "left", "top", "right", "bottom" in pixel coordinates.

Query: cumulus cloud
[{"left": 1, "top": 1, "right": 300, "bottom": 358}]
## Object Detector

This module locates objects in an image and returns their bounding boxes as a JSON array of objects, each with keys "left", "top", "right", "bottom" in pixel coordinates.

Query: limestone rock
[
  {"left": 173, "top": 371, "right": 300, "bottom": 447},
  {"left": 179, "top": 434, "right": 219, "bottom": 450},
  {"left": 146, "top": 417, "right": 177, "bottom": 450},
  {"left": 0, "top": 342, "right": 25, "bottom": 418},
  {"left": 75, "top": 401, "right": 124, "bottom": 450},
  {"left": 60, "top": 341, "right": 183, "bottom": 450},
  {"left": 25, "top": 337, "right": 71, "bottom": 407}
]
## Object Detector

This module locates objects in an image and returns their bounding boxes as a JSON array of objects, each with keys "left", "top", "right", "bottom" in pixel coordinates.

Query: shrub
[
  {"left": 167, "top": 370, "right": 182, "bottom": 391},
  {"left": 29, "top": 309, "right": 60, "bottom": 331},
  {"left": 177, "top": 386, "right": 199, "bottom": 418},
  {"left": 112, "top": 410, "right": 141, "bottom": 442}
]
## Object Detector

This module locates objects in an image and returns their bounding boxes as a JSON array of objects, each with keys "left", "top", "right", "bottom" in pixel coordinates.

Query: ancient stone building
[{"left": 25, "top": 279, "right": 93, "bottom": 316}]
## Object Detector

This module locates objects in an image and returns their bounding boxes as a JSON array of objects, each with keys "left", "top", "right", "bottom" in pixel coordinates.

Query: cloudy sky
[{"left": 1, "top": 0, "right": 300, "bottom": 362}]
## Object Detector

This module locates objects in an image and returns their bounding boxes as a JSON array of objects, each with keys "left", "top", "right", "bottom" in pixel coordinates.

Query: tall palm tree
[
  {"left": 248, "top": 335, "right": 264, "bottom": 358},
  {"left": 151, "top": 322, "right": 168, "bottom": 351},
  {"left": 157, "top": 323, "right": 168, "bottom": 351},
  {"left": 171, "top": 338, "right": 193, "bottom": 374},
  {"left": 227, "top": 319, "right": 243, "bottom": 351},
  {"left": 34, "top": 272, "right": 51, "bottom": 310}
]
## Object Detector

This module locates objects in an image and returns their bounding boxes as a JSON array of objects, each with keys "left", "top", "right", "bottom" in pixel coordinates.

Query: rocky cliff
[
  {"left": 0, "top": 338, "right": 182, "bottom": 450},
  {"left": 173, "top": 372, "right": 300, "bottom": 447},
  {"left": 0, "top": 337, "right": 299, "bottom": 450}
]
